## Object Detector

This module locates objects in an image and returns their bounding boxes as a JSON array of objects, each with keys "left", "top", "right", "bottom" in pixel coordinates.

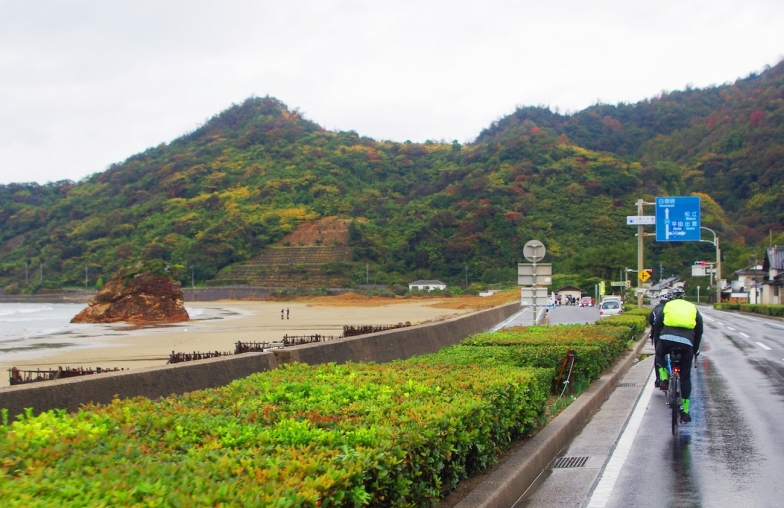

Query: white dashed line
[
  {"left": 756, "top": 342, "right": 772, "bottom": 351},
  {"left": 727, "top": 326, "right": 736, "bottom": 331},
  {"left": 740, "top": 333, "right": 750, "bottom": 338},
  {"left": 771, "top": 324, "right": 784, "bottom": 329},
  {"left": 717, "top": 322, "right": 724, "bottom": 326},
  {"left": 703, "top": 316, "right": 715, "bottom": 322}
]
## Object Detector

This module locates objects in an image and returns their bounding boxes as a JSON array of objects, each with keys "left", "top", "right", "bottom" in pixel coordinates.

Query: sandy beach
[{"left": 0, "top": 295, "right": 494, "bottom": 385}]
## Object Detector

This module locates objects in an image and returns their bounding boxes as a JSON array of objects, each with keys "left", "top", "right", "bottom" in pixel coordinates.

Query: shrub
[
  {"left": 714, "top": 303, "right": 784, "bottom": 317},
  {"left": 0, "top": 362, "right": 550, "bottom": 506},
  {"left": 461, "top": 324, "right": 630, "bottom": 383}
]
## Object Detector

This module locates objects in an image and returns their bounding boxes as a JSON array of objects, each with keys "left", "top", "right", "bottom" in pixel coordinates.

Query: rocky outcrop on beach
[{"left": 71, "top": 267, "right": 189, "bottom": 324}]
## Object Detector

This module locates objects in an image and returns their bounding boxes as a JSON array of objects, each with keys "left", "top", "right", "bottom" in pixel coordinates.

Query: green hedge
[
  {"left": 714, "top": 303, "right": 784, "bottom": 317},
  {"left": 0, "top": 361, "right": 550, "bottom": 506},
  {"left": 460, "top": 324, "right": 630, "bottom": 382},
  {"left": 417, "top": 344, "right": 606, "bottom": 385},
  {"left": 593, "top": 314, "right": 649, "bottom": 338},
  {"left": 0, "top": 317, "right": 643, "bottom": 506}
]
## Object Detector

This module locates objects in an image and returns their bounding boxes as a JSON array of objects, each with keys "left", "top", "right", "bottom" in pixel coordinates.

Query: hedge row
[
  {"left": 458, "top": 324, "right": 634, "bottom": 383},
  {"left": 0, "top": 312, "right": 647, "bottom": 506},
  {"left": 593, "top": 314, "right": 649, "bottom": 338},
  {"left": 0, "top": 361, "right": 551, "bottom": 507},
  {"left": 714, "top": 302, "right": 784, "bottom": 317}
]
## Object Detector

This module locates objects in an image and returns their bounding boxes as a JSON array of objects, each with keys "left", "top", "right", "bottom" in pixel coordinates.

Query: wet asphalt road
[
  {"left": 603, "top": 308, "right": 784, "bottom": 507},
  {"left": 496, "top": 304, "right": 599, "bottom": 329}
]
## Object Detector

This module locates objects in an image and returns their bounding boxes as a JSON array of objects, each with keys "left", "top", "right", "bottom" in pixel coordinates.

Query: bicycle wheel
[{"left": 670, "top": 375, "right": 681, "bottom": 435}]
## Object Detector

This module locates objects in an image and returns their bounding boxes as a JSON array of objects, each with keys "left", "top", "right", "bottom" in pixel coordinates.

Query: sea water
[{"left": 0, "top": 302, "right": 89, "bottom": 345}]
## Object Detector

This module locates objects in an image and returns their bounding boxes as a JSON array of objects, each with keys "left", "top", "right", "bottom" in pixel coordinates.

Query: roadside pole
[
  {"left": 637, "top": 199, "right": 643, "bottom": 308},
  {"left": 519, "top": 240, "right": 550, "bottom": 326},
  {"left": 627, "top": 200, "right": 655, "bottom": 309}
]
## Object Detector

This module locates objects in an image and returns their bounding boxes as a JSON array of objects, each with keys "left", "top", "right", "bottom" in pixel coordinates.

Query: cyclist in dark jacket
[
  {"left": 653, "top": 288, "right": 703, "bottom": 423},
  {"left": 648, "top": 293, "right": 669, "bottom": 387}
]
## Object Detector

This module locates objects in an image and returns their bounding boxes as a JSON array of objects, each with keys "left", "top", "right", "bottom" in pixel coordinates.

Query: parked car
[
  {"left": 598, "top": 299, "right": 623, "bottom": 318},
  {"left": 579, "top": 297, "right": 594, "bottom": 307}
]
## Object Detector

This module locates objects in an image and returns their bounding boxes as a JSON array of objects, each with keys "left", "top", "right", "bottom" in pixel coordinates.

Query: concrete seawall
[
  {"left": 0, "top": 353, "right": 279, "bottom": 421},
  {"left": 275, "top": 301, "right": 521, "bottom": 365},
  {"left": 1, "top": 302, "right": 522, "bottom": 422}
]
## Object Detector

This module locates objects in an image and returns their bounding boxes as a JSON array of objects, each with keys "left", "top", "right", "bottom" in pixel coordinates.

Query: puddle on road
[{"left": 701, "top": 358, "right": 760, "bottom": 485}]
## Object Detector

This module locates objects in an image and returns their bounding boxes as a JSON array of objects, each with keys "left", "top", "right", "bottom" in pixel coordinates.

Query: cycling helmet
[
  {"left": 670, "top": 288, "right": 686, "bottom": 299},
  {"left": 658, "top": 292, "right": 671, "bottom": 302}
]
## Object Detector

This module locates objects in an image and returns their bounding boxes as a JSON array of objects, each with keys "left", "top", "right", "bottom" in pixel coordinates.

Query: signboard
[
  {"left": 523, "top": 240, "right": 546, "bottom": 262},
  {"left": 610, "top": 281, "right": 626, "bottom": 287},
  {"left": 692, "top": 265, "right": 715, "bottom": 276},
  {"left": 639, "top": 270, "right": 651, "bottom": 282},
  {"left": 517, "top": 263, "right": 552, "bottom": 286},
  {"left": 626, "top": 216, "right": 656, "bottom": 225},
  {"left": 655, "top": 196, "right": 701, "bottom": 241},
  {"left": 520, "top": 287, "right": 550, "bottom": 306}
]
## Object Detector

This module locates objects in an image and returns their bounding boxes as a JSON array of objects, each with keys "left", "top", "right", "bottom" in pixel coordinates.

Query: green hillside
[
  {"left": 2, "top": 62, "right": 782, "bottom": 294},
  {"left": 478, "top": 60, "right": 784, "bottom": 243}
]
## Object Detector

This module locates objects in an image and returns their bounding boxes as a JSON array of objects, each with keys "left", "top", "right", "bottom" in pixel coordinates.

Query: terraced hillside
[{"left": 211, "top": 217, "right": 354, "bottom": 288}]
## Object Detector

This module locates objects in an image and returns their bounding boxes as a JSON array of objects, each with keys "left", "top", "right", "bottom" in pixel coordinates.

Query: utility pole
[
  {"left": 85, "top": 266, "right": 88, "bottom": 289},
  {"left": 40, "top": 262, "right": 43, "bottom": 283},
  {"left": 637, "top": 199, "right": 644, "bottom": 309},
  {"left": 366, "top": 263, "right": 369, "bottom": 285},
  {"left": 465, "top": 266, "right": 468, "bottom": 286},
  {"left": 25, "top": 262, "right": 28, "bottom": 284},
  {"left": 190, "top": 264, "right": 195, "bottom": 289}
]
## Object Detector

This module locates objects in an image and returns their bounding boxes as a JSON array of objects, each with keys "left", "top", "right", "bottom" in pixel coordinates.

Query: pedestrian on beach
[
  {"left": 281, "top": 309, "right": 284, "bottom": 320},
  {"left": 286, "top": 308, "right": 289, "bottom": 319}
]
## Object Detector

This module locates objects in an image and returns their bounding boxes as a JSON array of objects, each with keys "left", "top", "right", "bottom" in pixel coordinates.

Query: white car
[{"left": 598, "top": 299, "right": 623, "bottom": 318}]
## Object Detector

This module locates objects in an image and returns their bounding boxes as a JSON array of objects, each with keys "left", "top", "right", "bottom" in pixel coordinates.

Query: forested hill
[
  {"left": 1, "top": 61, "right": 782, "bottom": 292},
  {"left": 478, "top": 60, "right": 784, "bottom": 242}
]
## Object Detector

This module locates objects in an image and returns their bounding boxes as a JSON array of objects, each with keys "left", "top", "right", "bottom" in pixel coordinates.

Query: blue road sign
[{"left": 655, "top": 196, "right": 701, "bottom": 241}]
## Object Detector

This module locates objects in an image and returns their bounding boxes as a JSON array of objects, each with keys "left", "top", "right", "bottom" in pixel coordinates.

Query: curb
[{"left": 456, "top": 329, "right": 651, "bottom": 508}]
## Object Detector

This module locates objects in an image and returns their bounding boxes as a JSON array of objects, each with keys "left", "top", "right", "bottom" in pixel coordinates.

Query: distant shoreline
[
  {"left": 0, "top": 295, "right": 93, "bottom": 304},
  {"left": 0, "top": 300, "right": 469, "bottom": 387}
]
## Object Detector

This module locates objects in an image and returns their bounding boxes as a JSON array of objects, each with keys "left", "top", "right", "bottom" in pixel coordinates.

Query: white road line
[
  {"left": 703, "top": 316, "right": 715, "bottom": 322},
  {"left": 771, "top": 323, "right": 784, "bottom": 329},
  {"left": 756, "top": 342, "right": 772, "bottom": 351},
  {"left": 740, "top": 333, "right": 750, "bottom": 338},
  {"left": 727, "top": 326, "right": 736, "bottom": 331},
  {"left": 586, "top": 368, "right": 655, "bottom": 508},
  {"left": 717, "top": 322, "right": 724, "bottom": 325},
  {"left": 490, "top": 309, "right": 527, "bottom": 331}
]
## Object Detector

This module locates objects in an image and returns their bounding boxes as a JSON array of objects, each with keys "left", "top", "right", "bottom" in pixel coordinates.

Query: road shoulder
[{"left": 455, "top": 332, "right": 652, "bottom": 508}]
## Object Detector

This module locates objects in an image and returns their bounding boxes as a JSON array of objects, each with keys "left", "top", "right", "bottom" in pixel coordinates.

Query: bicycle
[{"left": 665, "top": 349, "right": 683, "bottom": 435}]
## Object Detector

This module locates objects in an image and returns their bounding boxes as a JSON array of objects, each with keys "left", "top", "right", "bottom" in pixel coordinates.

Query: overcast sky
[{"left": 1, "top": 0, "right": 782, "bottom": 185}]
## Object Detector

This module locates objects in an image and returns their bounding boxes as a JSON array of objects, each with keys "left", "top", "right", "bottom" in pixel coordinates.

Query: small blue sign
[{"left": 655, "top": 196, "right": 701, "bottom": 242}]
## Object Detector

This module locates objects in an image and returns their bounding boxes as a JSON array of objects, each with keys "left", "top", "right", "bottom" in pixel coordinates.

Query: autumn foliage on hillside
[{"left": 2, "top": 61, "right": 783, "bottom": 292}]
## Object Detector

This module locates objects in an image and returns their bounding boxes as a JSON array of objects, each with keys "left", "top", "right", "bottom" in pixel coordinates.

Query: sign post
[
  {"left": 519, "top": 240, "right": 548, "bottom": 326},
  {"left": 629, "top": 200, "right": 656, "bottom": 308}
]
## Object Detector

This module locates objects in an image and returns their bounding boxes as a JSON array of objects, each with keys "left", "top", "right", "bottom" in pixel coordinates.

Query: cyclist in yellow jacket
[{"left": 652, "top": 288, "right": 703, "bottom": 423}]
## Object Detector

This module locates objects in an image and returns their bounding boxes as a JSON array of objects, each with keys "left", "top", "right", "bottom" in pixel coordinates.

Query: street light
[{"left": 700, "top": 227, "right": 722, "bottom": 301}]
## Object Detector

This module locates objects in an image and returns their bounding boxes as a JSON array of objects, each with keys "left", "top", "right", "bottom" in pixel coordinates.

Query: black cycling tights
[{"left": 655, "top": 339, "right": 694, "bottom": 400}]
